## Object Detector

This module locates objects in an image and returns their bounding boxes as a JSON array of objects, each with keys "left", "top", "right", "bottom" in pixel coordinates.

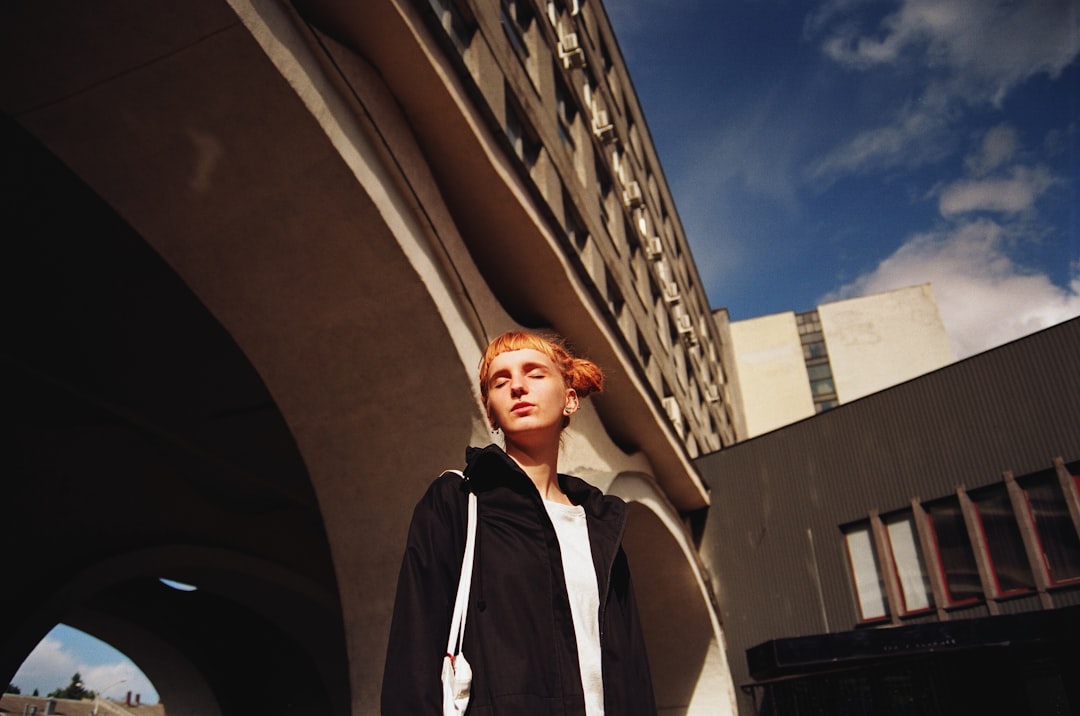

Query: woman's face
[{"left": 485, "top": 348, "right": 578, "bottom": 439}]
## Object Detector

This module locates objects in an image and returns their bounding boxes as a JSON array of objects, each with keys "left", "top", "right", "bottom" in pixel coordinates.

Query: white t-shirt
[{"left": 544, "top": 499, "right": 605, "bottom": 716}]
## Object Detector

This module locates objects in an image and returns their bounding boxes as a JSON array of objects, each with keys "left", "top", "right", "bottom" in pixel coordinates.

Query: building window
[
  {"left": 505, "top": 95, "right": 540, "bottom": 171},
  {"left": 814, "top": 399, "right": 838, "bottom": 414},
  {"left": 605, "top": 267, "right": 624, "bottom": 319},
  {"left": 807, "top": 359, "right": 837, "bottom": 401},
  {"left": 555, "top": 72, "right": 577, "bottom": 148},
  {"left": 970, "top": 485, "right": 1035, "bottom": 595},
  {"left": 637, "top": 330, "right": 651, "bottom": 372},
  {"left": 628, "top": 119, "right": 642, "bottom": 160},
  {"left": 595, "top": 154, "right": 611, "bottom": 228},
  {"left": 844, "top": 524, "right": 888, "bottom": 621},
  {"left": 844, "top": 467, "right": 1080, "bottom": 625},
  {"left": 562, "top": 190, "right": 587, "bottom": 251},
  {"left": 501, "top": 0, "right": 533, "bottom": 61},
  {"left": 796, "top": 310, "right": 838, "bottom": 413},
  {"left": 427, "top": 0, "right": 474, "bottom": 55},
  {"left": 885, "top": 513, "right": 933, "bottom": 613},
  {"left": 924, "top": 497, "right": 982, "bottom": 605},
  {"left": 796, "top": 312, "right": 822, "bottom": 336},
  {"left": 802, "top": 337, "right": 828, "bottom": 360},
  {"left": 1019, "top": 471, "right": 1080, "bottom": 584}
]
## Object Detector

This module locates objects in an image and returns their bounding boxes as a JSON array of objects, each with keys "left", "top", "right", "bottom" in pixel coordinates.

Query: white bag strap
[{"left": 446, "top": 471, "right": 477, "bottom": 658}]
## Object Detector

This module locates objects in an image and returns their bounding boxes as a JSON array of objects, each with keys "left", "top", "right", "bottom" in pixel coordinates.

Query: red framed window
[
  {"left": 1019, "top": 470, "right": 1080, "bottom": 584},
  {"left": 884, "top": 513, "right": 933, "bottom": 614},
  {"left": 970, "top": 486, "right": 1034, "bottom": 596},
  {"left": 924, "top": 497, "right": 982, "bottom": 605},
  {"left": 844, "top": 524, "right": 889, "bottom": 622}
]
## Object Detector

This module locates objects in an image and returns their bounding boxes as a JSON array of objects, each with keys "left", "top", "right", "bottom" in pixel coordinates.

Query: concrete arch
[
  {"left": 3, "top": 112, "right": 355, "bottom": 713},
  {"left": 1, "top": 6, "right": 495, "bottom": 709},
  {"left": 610, "top": 473, "right": 738, "bottom": 716}
]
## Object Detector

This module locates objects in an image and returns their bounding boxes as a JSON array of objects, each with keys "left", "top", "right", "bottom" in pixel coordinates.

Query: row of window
[
  {"left": 426, "top": 0, "right": 735, "bottom": 450},
  {"left": 843, "top": 461, "right": 1080, "bottom": 623},
  {"left": 796, "top": 311, "right": 837, "bottom": 413},
  {"left": 497, "top": 1, "right": 732, "bottom": 450}
]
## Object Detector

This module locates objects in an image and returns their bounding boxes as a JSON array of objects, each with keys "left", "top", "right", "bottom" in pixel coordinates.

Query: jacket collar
[
  {"left": 464, "top": 444, "right": 628, "bottom": 599},
  {"left": 463, "top": 444, "right": 623, "bottom": 520}
]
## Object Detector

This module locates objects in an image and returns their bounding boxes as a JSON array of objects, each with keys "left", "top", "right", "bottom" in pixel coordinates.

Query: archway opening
[
  {"left": 13, "top": 624, "right": 159, "bottom": 704},
  {"left": 2, "top": 114, "right": 350, "bottom": 716}
]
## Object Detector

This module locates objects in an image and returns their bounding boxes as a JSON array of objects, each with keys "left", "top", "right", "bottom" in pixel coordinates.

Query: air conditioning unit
[
  {"left": 677, "top": 313, "right": 698, "bottom": 345},
  {"left": 558, "top": 32, "right": 586, "bottom": 68},
  {"left": 644, "top": 236, "right": 663, "bottom": 259},
  {"left": 663, "top": 281, "right": 680, "bottom": 303},
  {"left": 622, "top": 180, "right": 643, "bottom": 208},
  {"left": 591, "top": 108, "right": 614, "bottom": 142}
]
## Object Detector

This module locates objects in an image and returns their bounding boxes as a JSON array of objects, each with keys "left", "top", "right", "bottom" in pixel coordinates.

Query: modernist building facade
[
  {"left": 724, "top": 284, "right": 954, "bottom": 439},
  {"left": 697, "top": 319, "right": 1080, "bottom": 715},
  {"left": 3, "top": 0, "right": 739, "bottom": 714}
]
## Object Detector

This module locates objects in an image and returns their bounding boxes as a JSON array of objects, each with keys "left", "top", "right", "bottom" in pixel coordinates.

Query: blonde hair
[{"left": 479, "top": 331, "right": 603, "bottom": 409}]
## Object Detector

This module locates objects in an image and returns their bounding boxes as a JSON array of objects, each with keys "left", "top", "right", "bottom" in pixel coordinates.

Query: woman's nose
[{"left": 510, "top": 372, "right": 527, "bottom": 394}]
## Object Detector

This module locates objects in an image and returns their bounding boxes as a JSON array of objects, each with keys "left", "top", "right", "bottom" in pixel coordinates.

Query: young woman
[{"left": 382, "top": 331, "right": 656, "bottom": 715}]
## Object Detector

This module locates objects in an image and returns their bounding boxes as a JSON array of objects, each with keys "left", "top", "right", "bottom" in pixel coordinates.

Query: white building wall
[
  {"left": 819, "top": 284, "right": 954, "bottom": 403},
  {"left": 728, "top": 312, "right": 816, "bottom": 438}
]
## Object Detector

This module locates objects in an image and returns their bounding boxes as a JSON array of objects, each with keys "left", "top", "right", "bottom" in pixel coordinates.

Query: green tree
[
  {"left": 5, "top": 683, "right": 20, "bottom": 694},
  {"left": 46, "top": 673, "right": 95, "bottom": 700}
]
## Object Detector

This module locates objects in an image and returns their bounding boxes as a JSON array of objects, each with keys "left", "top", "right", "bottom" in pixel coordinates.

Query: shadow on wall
[{"left": 623, "top": 502, "right": 716, "bottom": 712}]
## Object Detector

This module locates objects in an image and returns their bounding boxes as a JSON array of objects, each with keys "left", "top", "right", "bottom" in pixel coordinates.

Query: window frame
[
  {"left": 923, "top": 496, "right": 983, "bottom": 607},
  {"left": 843, "top": 522, "right": 890, "bottom": 623},
  {"left": 883, "top": 512, "right": 934, "bottom": 615},
  {"left": 969, "top": 484, "right": 1036, "bottom": 598}
]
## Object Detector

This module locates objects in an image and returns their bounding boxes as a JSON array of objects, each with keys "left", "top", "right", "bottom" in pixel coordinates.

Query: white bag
[{"left": 442, "top": 473, "right": 477, "bottom": 715}]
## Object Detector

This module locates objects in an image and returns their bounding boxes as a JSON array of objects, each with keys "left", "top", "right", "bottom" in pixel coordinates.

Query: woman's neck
[{"left": 505, "top": 440, "right": 571, "bottom": 504}]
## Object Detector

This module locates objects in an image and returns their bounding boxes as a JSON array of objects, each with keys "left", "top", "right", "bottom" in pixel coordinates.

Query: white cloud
[
  {"left": 938, "top": 165, "right": 1057, "bottom": 217},
  {"left": 13, "top": 632, "right": 159, "bottom": 703},
  {"left": 935, "top": 124, "right": 1059, "bottom": 217},
  {"left": 12, "top": 638, "right": 77, "bottom": 693},
  {"left": 965, "top": 124, "right": 1019, "bottom": 176},
  {"left": 79, "top": 661, "right": 156, "bottom": 701},
  {"left": 807, "top": 0, "right": 1080, "bottom": 179},
  {"left": 824, "top": 218, "right": 1080, "bottom": 358},
  {"left": 820, "top": 0, "right": 1079, "bottom": 102},
  {"left": 806, "top": 103, "right": 952, "bottom": 179}
]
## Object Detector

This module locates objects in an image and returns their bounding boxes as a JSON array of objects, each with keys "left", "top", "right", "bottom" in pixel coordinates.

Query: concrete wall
[
  {"left": 728, "top": 312, "right": 816, "bottom": 438},
  {"left": 819, "top": 284, "right": 953, "bottom": 403}
]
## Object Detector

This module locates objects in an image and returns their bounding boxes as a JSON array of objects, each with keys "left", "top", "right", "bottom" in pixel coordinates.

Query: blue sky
[
  {"left": 12, "top": 624, "right": 159, "bottom": 703},
  {"left": 608, "top": 0, "right": 1079, "bottom": 358}
]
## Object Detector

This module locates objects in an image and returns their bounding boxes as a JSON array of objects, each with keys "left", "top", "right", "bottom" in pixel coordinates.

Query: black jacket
[{"left": 382, "top": 444, "right": 656, "bottom": 715}]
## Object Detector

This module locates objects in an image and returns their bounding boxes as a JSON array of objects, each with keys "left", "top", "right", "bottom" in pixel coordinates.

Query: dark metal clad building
[{"left": 697, "top": 317, "right": 1080, "bottom": 715}]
